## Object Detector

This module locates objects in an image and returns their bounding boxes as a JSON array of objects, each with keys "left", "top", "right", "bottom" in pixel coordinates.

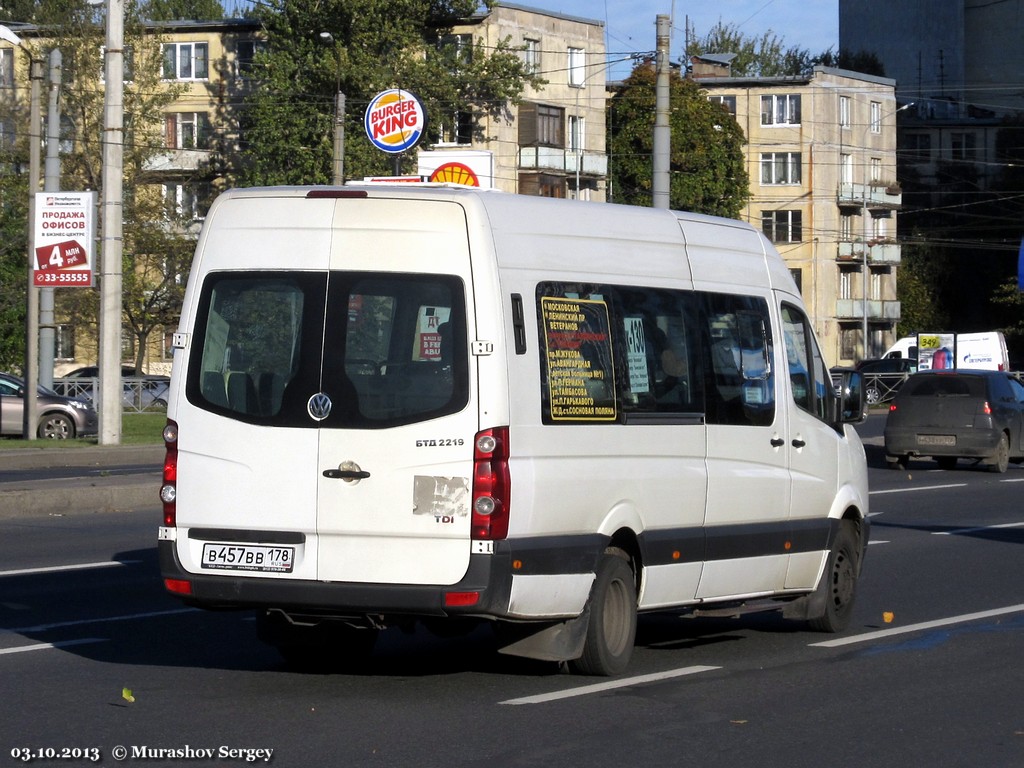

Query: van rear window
[{"left": 186, "top": 271, "right": 469, "bottom": 428}]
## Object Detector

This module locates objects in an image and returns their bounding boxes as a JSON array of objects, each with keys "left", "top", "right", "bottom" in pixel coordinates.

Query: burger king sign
[{"left": 364, "top": 89, "right": 427, "bottom": 154}]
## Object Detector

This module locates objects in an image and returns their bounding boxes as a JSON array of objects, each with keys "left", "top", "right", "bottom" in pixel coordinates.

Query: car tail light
[
  {"left": 889, "top": 403, "right": 897, "bottom": 413},
  {"left": 982, "top": 401, "right": 993, "bottom": 415},
  {"left": 471, "top": 427, "right": 510, "bottom": 541},
  {"left": 160, "top": 420, "right": 178, "bottom": 527}
]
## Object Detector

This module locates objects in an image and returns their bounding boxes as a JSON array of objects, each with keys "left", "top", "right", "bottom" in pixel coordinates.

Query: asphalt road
[{"left": 0, "top": 414, "right": 1022, "bottom": 767}]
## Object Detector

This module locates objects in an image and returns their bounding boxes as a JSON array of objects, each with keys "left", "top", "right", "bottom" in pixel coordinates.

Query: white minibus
[{"left": 159, "top": 186, "right": 869, "bottom": 675}]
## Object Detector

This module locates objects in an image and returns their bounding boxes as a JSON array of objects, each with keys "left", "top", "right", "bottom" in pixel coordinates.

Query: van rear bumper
[{"left": 158, "top": 534, "right": 606, "bottom": 620}]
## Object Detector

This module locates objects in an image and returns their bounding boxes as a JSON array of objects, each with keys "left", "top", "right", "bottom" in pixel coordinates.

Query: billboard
[{"left": 33, "top": 191, "right": 97, "bottom": 288}]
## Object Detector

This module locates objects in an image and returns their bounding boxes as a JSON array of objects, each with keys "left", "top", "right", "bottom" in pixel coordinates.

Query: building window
[
  {"left": 523, "top": 38, "right": 540, "bottom": 74},
  {"left": 568, "top": 114, "right": 585, "bottom": 152},
  {"left": 789, "top": 268, "right": 803, "bottom": 293},
  {"left": 841, "top": 327, "right": 858, "bottom": 360},
  {"left": 164, "top": 181, "right": 212, "bottom": 221},
  {"left": 1, "top": 48, "right": 14, "bottom": 88},
  {"left": 840, "top": 153, "right": 853, "bottom": 185},
  {"left": 870, "top": 101, "right": 881, "bottom": 133},
  {"left": 761, "top": 94, "right": 801, "bottom": 126},
  {"left": 840, "top": 211, "right": 854, "bottom": 240},
  {"left": 519, "top": 172, "right": 565, "bottom": 198},
  {"left": 907, "top": 132, "right": 932, "bottom": 160},
  {"left": 870, "top": 157, "right": 882, "bottom": 182},
  {"left": 951, "top": 132, "right": 977, "bottom": 160},
  {"left": 840, "top": 96, "right": 850, "bottom": 129},
  {"left": 762, "top": 210, "right": 803, "bottom": 243},
  {"left": 236, "top": 40, "right": 266, "bottom": 77},
  {"left": 518, "top": 102, "right": 565, "bottom": 147},
  {"left": 760, "top": 152, "right": 801, "bottom": 185},
  {"left": 709, "top": 94, "right": 737, "bottom": 117},
  {"left": 567, "top": 47, "right": 585, "bottom": 87},
  {"left": 437, "top": 33, "right": 473, "bottom": 64},
  {"left": 437, "top": 110, "right": 473, "bottom": 145},
  {"left": 165, "top": 112, "right": 211, "bottom": 149},
  {"left": 839, "top": 267, "right": 854, "bottom": 300},
  {"left": 162, "top": 42, "right": 209, "bottom": 81},
  {"left": 55, "top": 324, "right": 75, "bottom": 360}
]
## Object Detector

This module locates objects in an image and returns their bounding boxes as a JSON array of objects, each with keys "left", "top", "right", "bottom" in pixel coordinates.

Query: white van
[
  {"left": 884, "top": 332, "right": 1009, "bottom": 371},
  {"left": 158, "top": 186, "right": 869, "bottom": 675}
]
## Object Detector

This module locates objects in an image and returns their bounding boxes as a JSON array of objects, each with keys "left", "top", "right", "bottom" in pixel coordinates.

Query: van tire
[
  {"left": 570, "top": 549, "right": 637, "bottom": 676},
  {"left": 808, "top": 521, "right": 860, "bottom": 633}
]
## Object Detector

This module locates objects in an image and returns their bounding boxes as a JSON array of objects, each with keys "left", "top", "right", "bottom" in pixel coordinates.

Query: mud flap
[{"left": 496, "top": 605, "right": 591, "bottom": 663}]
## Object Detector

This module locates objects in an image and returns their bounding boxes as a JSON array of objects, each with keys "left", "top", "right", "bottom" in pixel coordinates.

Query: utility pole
[
  {"left": 38, "top": 49, "right": 61, "bottom": 390},
  {"left": 99, "top": 0, "right": 124, "bottom": 444},
  {"left": 333, "top": 92, "right": 345, "bottom": 184},
  {"left": 652, "top": 14, "right": 671, "bottom": 209}
]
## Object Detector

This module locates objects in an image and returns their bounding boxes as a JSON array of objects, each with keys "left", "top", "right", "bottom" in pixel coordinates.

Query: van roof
[{"left": 210, "top": 186, "right": 797, "bottom": 294}]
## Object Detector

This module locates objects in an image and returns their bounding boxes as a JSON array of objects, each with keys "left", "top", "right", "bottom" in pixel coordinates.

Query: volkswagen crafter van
[{"left": 159, "top": 186, "right": 868, "bottom": 675}]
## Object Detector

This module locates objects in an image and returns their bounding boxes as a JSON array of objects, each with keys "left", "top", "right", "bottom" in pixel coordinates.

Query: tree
[
  {"left": 607, "top": 60, "right": 749, "bottom": 218},
  {"left": 140, "top": 0, "right": 223, "bottom": 21},
  {"left": 238, "top": 0, "right": 542, "bottom": 185}
]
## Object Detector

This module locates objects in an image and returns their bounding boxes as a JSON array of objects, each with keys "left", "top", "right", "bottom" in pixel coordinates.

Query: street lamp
[
  {"left": 1, "top": 24, "right": 42, "bottom": 438},
  {"left": 860, "top": 101, "right": 913, "bottom": 360}
]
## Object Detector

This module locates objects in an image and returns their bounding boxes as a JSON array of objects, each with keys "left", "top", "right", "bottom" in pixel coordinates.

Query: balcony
[
  {"left": 837, "top": 240, "right": 902, "bottom": 265},
  {"left": 835, "top": 299, "right": 902, "bottom": 322},
  {"left": 144, "top": 148, "right": 209, "bottom": 173},
  {"left": 837, "top": 182, "right": 902, "bottom": 209},
  {"left": 518, "top": 146, "right": 608, "bottom": 177}
]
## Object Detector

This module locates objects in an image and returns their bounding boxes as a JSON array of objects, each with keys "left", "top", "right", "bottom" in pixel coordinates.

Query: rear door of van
[{"left": 175, "top": 193, "right": 478, "bottom": 587}]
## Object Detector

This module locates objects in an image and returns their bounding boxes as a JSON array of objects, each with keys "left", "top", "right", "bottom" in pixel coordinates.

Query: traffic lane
[
  {"left": 1, "top": 592, "right": 1021, "bottom": 768},
  {"left": 0, "top": 463, "right": 159, "bottom": 483}
]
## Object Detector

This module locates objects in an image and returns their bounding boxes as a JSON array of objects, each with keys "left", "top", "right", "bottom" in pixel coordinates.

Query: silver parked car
[
  {"left": 0, "top": 372, "right": 99, "bottom": 439},
  {"left": 884, "top": 370, "right": 1024, "bottom": 472}
]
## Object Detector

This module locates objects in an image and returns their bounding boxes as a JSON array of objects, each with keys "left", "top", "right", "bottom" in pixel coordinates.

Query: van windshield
[{"left": 185, "top": 271, "right": 469, "bottom": 428}]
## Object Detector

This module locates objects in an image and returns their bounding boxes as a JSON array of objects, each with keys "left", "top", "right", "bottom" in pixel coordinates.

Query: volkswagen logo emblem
[{"left": 307, "top": 393, "right": 332, "bottom": 421}]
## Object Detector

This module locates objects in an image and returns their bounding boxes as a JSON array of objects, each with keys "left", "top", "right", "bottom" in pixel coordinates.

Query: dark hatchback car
[
  {"left": 884, "top": 370, "right": 1024, "bottom": 472},
  {"left": 0, "top": 372, "right": 99, "bottom": 439}
]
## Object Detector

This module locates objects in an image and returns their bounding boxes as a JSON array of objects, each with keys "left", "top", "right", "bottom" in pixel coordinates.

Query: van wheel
[
  {"left": 570, "top": 549, "right": 637, "bottom": 676},
  {"left": 988, "top": 433, "right": 1010, "bottom": 473},
  {"left": 808, "top": 521, "right": 860, "bottom": 633},
  {"left": 257, "top": 611, "right": 378, "bottom": 672}
]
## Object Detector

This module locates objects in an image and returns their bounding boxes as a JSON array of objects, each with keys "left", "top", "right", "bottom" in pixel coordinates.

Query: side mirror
[{"left": 836, "top": 370, "right": 866, "bottom": 424}]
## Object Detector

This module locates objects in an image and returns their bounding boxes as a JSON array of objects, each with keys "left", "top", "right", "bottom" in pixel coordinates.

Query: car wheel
[
  {"left": 570, "top": 548, "right": 637, "bottom": 676},
  {"left": 37, "top": 413, "right": 75, "bottom": 440},
  {"left": 988, "top": 433, "right": 1010, "bottom": 473},
  {"left": 865, "top": 384, "right": 881, "bottom": 405}
]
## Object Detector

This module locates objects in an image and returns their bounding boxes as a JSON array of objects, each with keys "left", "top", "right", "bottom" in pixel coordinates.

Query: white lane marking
[
  {"left": 500, "top": 665, "right": 720, "bottom": 705},
  {"left": 1000, "top": 478, "right": 1024, "bottom": 483},
  {"left": 810, "top": 604, "right": 1024, "bottom": 648},
  {"left": 933, "top": 522, "right": 1024, "bottom": 536},
  {"left": 0, "top": 560, "right": 138, "bottom": 577},
  {"left": 870, "top": 483, "right": 967, "bottom": 495},
  {"left": 0, "top": 638, "right": 107, "bottom": 656},
  {"left": 3, "top": 607, "right": 199, "bottom": 634}
]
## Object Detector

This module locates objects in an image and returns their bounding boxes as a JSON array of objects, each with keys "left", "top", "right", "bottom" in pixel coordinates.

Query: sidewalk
[{"left": 0, "top": 444, "right": 165, "bottom": 519}]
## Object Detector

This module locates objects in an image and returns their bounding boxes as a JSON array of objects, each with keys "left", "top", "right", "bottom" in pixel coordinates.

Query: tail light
[
  {"left": 889, "top": 403, "right": 897, "bottom": 413},
  {"left": 982, "top": 401, "right": 993, "bottom": 415},
  {"left": 471, "top": 427, "right": 510, "bottom": 540},
  {"left": 160, "top": 420, "right": 178, "bottom": 527}
]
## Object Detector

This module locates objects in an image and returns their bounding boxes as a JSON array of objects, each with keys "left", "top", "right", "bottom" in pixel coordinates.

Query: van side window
[
  {"left": 781, "top": 303, "right": 830, "bottom": 421},
  {"left": 536, "top": 283, "right": 774, "bottom": 427}
]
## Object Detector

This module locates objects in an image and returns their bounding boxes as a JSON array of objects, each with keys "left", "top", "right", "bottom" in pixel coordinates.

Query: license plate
[
  {"left": 201, "top": 543, "right": 294, "bottom": 573},
  {"left": 917, "top": 434, "right": 956, "bottom": 446}
]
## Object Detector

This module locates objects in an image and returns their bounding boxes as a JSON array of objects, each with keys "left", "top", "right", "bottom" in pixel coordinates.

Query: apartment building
[
  {"left": 697, "top": 64, "right": 904, "bottom": 365},
  {"left": 428, "top": 2, "right": 607, "bottom": 199}
]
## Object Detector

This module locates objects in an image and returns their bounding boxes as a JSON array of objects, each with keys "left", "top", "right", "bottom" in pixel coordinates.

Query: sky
[{"left": 541, "top": 0, "right": 840, "bottom": 78}]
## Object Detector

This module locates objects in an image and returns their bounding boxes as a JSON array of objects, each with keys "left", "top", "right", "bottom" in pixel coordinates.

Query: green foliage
[
  {"left": 607, "top": 62, "right": 749, "bottom": 218},
  {"left": 140, "top": 0, "right": 224, "bottom": 21},
  {"left": 0, "top": 167, "right": 29, "bottom": 373},
  {"left": 894, "top": 237, "right": 951, "bottom": 337},
  {"left": 239, "top": 0, "right": 540, "bottom": 185}
]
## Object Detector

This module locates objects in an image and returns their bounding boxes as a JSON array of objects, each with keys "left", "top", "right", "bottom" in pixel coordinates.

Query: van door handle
[
  {"left": 770, "top": 437, "right": 785, "bottom": 447},
  {"left": 792, "top": 438, "right": 806, "bottom": 448},
  {"left": 323, "top": 469, "right": 371, "bottom": 480}
]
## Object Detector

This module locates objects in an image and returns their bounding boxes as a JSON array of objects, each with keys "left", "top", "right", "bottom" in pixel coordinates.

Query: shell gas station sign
[{"left": 33, "top": 191, "right": 97, "bottom": 288}]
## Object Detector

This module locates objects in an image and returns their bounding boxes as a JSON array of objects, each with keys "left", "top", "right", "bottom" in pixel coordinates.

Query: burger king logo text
[{"left": 364, "top": 89, "right": 426, "bottom": 154}]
